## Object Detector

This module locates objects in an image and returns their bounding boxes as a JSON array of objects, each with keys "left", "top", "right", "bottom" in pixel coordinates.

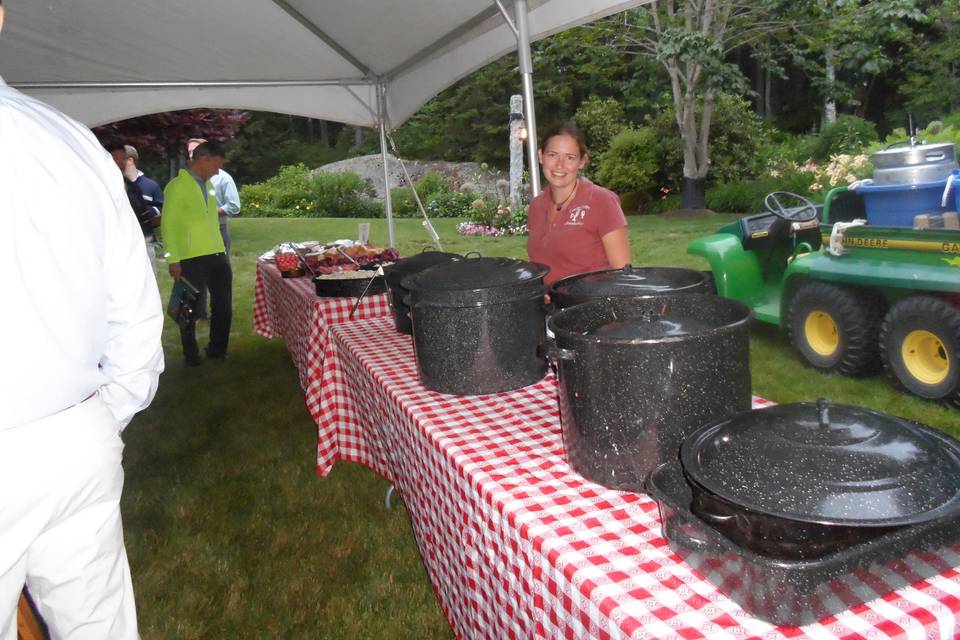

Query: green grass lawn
[{"left": 124, "top": 215, "right": 960, "bottom": 639}]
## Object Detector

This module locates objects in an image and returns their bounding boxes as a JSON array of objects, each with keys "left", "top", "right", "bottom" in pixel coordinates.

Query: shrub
[
  {"left": 238, "top": 165, "right": 382, "bottom": 218},
  {"left": 807, "top": 154, "right": 871, "bottom": 195},
  {"left": 763, "top": 133, "right": 821, "bottom": 166},
  {"left": 239, "top": 163, "right": 316, "bottom": 218},
  {"left": 812, "top": 115, "right": 878, "bottom": 160},
  {"left": 241, "top": 183, "right": 287, "bottom": 218},
  {"left": 324, "top": 194, "right": 383, "bottom": 218},
  {"left": 414, "top": 171, "right": 451, "bottom": 199},
  {"left": 648, "top": 93, "right": 772, "bottom": 189},
  {"left": 944, "top": 111, "right": 960, "bottom": 130},
  {"left": 573, "top": 96, "right": 629, "bottom": 157},
  {"left": 388, "top": 188, "right": 420, "bottom": 217},
  {"left": 870, "top": 121, "right": 960, "bottom": 155},
  {"left": 464, "top": 198, "right": 500, "bottom": 227},
  {"left": 424, "top": 191, "right": 476, "bottom": 218},
  {"left": 642, "top": 194, "right": 681, "bottom": 215},
  {"left": 459, "top": 202, "right": 528, "bottom": 236},
  {"left": 594, "top": 127, "right": 658, "bottom": 195},
  {"left": 311, "top": 171, "right": 381, "bottom": 218},
  {"left": 389, "top": 171, "right": 453, "bottom": 218},
  {"left": 618, "top": 191, "right": 642, "bottom": 214},
  {"left": 707, "top": 173, "right": 816, "bottom": 214}
]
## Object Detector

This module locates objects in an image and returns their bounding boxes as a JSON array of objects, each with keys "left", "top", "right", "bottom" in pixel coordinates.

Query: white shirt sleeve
[
  {"left": 0, "top": 79, "right": 164, "bottom": 430},
  {"left": 215, "top": 171, "right": 241, "bottom": 216},
  {"left": 98, "top": 175, "right": 165, "bottom": 428}
]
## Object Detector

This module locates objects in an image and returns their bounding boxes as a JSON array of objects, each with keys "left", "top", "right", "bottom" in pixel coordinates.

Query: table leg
[{"left": 384, "top": 485, "right": 396, "bottom": 511}]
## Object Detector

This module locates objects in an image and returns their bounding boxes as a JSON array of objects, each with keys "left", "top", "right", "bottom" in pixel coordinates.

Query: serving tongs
[
  {"left": 285, "top": 242, "right": 317, "bottom": 277},
  {"left": 348, "top": 263, "right": 387, "bottom": 319},
  {"left": 299, "top": 242, "right": 385, "bottom": 317},
  {"left": 333, "top": 244, "right": 391, "bottom": 318}
]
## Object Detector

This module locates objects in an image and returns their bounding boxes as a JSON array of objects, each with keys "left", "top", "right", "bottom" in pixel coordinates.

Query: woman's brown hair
[{"left": 539, "top": 121, "right": 589, "bottom": 158}]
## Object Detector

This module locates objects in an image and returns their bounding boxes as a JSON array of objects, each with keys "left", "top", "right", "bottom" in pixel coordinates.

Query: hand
[{"left": 169, "top": 263, "right": 182, "bottom": 281}]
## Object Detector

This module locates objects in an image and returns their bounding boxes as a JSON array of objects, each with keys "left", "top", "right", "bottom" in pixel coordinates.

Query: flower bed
[
  {"left": 456, "top": 222, "right": 529, "bottom": 236},
  {"left": 456, "top": 202, "right": 529, "bottom": 236}
]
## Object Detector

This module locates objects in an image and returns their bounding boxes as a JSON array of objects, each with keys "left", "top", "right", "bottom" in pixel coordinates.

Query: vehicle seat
[{"left": 824, "top": 189, "right": 866, "bottom": 223}]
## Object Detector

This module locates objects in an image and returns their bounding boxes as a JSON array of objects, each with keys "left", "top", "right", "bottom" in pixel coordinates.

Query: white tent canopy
[
  {"left": 1, "top": 0, "right": 645, "bottom": 244},
  {"left": 1, "top": 0, "right": 641, "bottom": 127}
]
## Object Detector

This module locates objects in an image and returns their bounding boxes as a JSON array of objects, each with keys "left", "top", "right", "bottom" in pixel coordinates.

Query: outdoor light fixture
[{"left": 509, "top": 109, "right": 527, "bottom": 143}]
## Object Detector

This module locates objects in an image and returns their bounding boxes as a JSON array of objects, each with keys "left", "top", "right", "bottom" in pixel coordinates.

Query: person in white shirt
[
  {"left": 187, "top": 137, "right": 241, "bottom": 254},
  {"left": 0, "top": 2, "right": 164, "bottom": 637}
]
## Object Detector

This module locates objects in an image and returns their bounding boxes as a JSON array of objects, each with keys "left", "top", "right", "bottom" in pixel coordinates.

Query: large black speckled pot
[
  {"left": 382, "top": 249, "right": 461, "bottom": 334},
  {"left": 544, "top": 294, "right": 752, "bottom": 490},
  {"left": 646, "top": 459, "right": 960, "bottom": 626},
  {"left": 680, "top": 401, "right": 960, "bottom": 560},
  {"left": 403, "top": 257, "right": 549, "bottom": 396},
  {"left": 549, "top": 265, "right": 710, "bottom": 309}
]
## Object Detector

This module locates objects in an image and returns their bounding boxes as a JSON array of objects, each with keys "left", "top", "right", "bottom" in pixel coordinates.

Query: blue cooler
[{"left": 856, "top": 178, "right": 949, "bottom": 226}]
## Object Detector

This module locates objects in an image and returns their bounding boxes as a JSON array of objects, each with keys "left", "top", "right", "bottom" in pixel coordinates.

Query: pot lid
[
  {"left": 871, "top": 142, "right": 956, "bottom": 168},
  {"left": 550, "top": 265, "right": 705, "bottom": 300},
  {"left": 384, "top": 249, "right": 461, "bottom": 277},
  {"left": 403, "top": 256, "right": 548, "bottom": 293},
  {"left": 680, "top": 400, "right": 960, "bottom": 527}
]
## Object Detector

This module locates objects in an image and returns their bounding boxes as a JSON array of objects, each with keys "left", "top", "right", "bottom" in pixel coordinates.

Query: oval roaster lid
[
  {"left": 385, "top": 250, "right": 462, "bottom": 277},
  {"left": 680, "top": 401, "right": 960, "bottom": 527},
  {"left": 871, "top": 141, "right": 956, "bottom": 168},
  {"left": 551, "top": 265, "right": 705, "bottom": 299},
  {"left": 402, "top": 256, "right": 548, "bottom": 294}
]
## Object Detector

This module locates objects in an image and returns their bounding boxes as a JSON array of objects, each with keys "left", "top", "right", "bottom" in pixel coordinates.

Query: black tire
[
  {"left": 786, "top": 282, "right": 884, "bottom": 375},
  {"left": 880, "top": 296, "right": 960, "bottom": 408}
]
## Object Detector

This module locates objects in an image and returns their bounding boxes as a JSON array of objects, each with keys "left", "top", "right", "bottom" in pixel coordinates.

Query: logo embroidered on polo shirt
[{"left": 566, "top": 206, "right": 589, "bottom": 226}]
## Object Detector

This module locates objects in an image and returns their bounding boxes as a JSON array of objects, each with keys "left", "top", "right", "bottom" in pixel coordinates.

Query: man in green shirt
[{"left": 162, "top": 141, "right": 232, "bottom": 366}]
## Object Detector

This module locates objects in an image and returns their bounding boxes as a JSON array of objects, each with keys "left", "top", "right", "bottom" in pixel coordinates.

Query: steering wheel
[{"left": 764, "top": 191, "right": 818, "bottom": 223}]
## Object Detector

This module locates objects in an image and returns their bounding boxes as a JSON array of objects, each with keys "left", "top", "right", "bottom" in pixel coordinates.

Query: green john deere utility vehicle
[{"left": 688, "top": 188, "right": 960, "bottom": 407}]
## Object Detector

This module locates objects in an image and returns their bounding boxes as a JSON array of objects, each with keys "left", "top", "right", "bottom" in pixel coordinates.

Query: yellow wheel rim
[
  {"left": 804, "top": 310, "right": 839, "bottom": 357},
  {"left": 902, "top": 330, "right": 950, "bottom": 386}
]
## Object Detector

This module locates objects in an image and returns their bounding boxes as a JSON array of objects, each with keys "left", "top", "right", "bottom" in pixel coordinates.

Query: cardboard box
[{"left": 915, "top": 212, "right": 959, "bottom": 229}]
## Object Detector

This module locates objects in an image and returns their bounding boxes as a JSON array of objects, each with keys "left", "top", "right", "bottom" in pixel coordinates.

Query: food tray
[
  {"left": 312, "top": 273, "right": 388, "bottom": 298},
  {"left": 645, "top": 459, "right": 960, "bottom": 626},
  {"left": 280, "top": 267, "right": 306, "bottom": 279}
]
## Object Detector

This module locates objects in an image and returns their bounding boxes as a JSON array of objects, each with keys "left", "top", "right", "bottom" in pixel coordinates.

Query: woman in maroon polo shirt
[{"left": 526, "top": 122, "right": 631, "bottom": 284}]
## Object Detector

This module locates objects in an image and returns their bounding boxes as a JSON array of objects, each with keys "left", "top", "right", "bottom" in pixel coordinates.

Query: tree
[
  {"left": 620, "top": 2, "right": 786, "bottom": 209},
  {"left": 223, "top": 112, "right": 348, "bottom": 184},
  {"left": 899, "top": 0, "right": 960, "bottom": 122},
  {"left": 783, "top": 0, "right": 924, "bottom": 126},
  {"left": 390, "top": 17, "right": 663, "bottom": 166},
  {"left": 94, "top": 109, "right": 249, "bottom": 180}
]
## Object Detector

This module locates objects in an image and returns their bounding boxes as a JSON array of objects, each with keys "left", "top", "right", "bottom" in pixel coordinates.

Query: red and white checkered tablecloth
[
  {"left": 252, "top": 259, "right": 392, "bottom": 423},
  {"left": 314, "top": 316, "right": 960, "bottom": 640}
]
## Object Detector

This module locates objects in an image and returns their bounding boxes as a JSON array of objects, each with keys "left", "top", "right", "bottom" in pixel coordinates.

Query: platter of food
[
  {"left": 265, "top": 240, "right": 399, "bottom": 296},
  {"left": 303, "top": 241, "right": 398, "bottom": 274}
]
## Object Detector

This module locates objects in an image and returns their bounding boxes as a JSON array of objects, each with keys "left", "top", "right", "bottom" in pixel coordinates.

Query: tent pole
[
  {"left": 513, "top": 0, "right": 540, "bottom": 197},
  {"left": 377, "top": 83, "right": 396, "bottom": 248}
]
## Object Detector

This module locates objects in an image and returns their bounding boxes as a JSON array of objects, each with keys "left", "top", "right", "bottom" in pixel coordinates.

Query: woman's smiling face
[{"left": 539, "top": 133, "right": 588, "bottom": 192}]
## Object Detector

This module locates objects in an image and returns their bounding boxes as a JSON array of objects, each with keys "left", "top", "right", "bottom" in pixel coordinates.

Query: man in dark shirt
[
  {"left": 107, "top": 143, "right": 160, "bottom": 269},
  {"left": 123, "top": 145, "right": 164, "bottom": 215}
]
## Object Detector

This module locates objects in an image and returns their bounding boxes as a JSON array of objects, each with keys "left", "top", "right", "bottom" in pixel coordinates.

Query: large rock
[{"left": 312, "top": 154, "right": 508, "bottom": 200}]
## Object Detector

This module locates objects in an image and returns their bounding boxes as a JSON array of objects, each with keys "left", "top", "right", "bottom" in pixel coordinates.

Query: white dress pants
[{"left": 0, "top": 395, "right": 138, "bottom": 640}]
